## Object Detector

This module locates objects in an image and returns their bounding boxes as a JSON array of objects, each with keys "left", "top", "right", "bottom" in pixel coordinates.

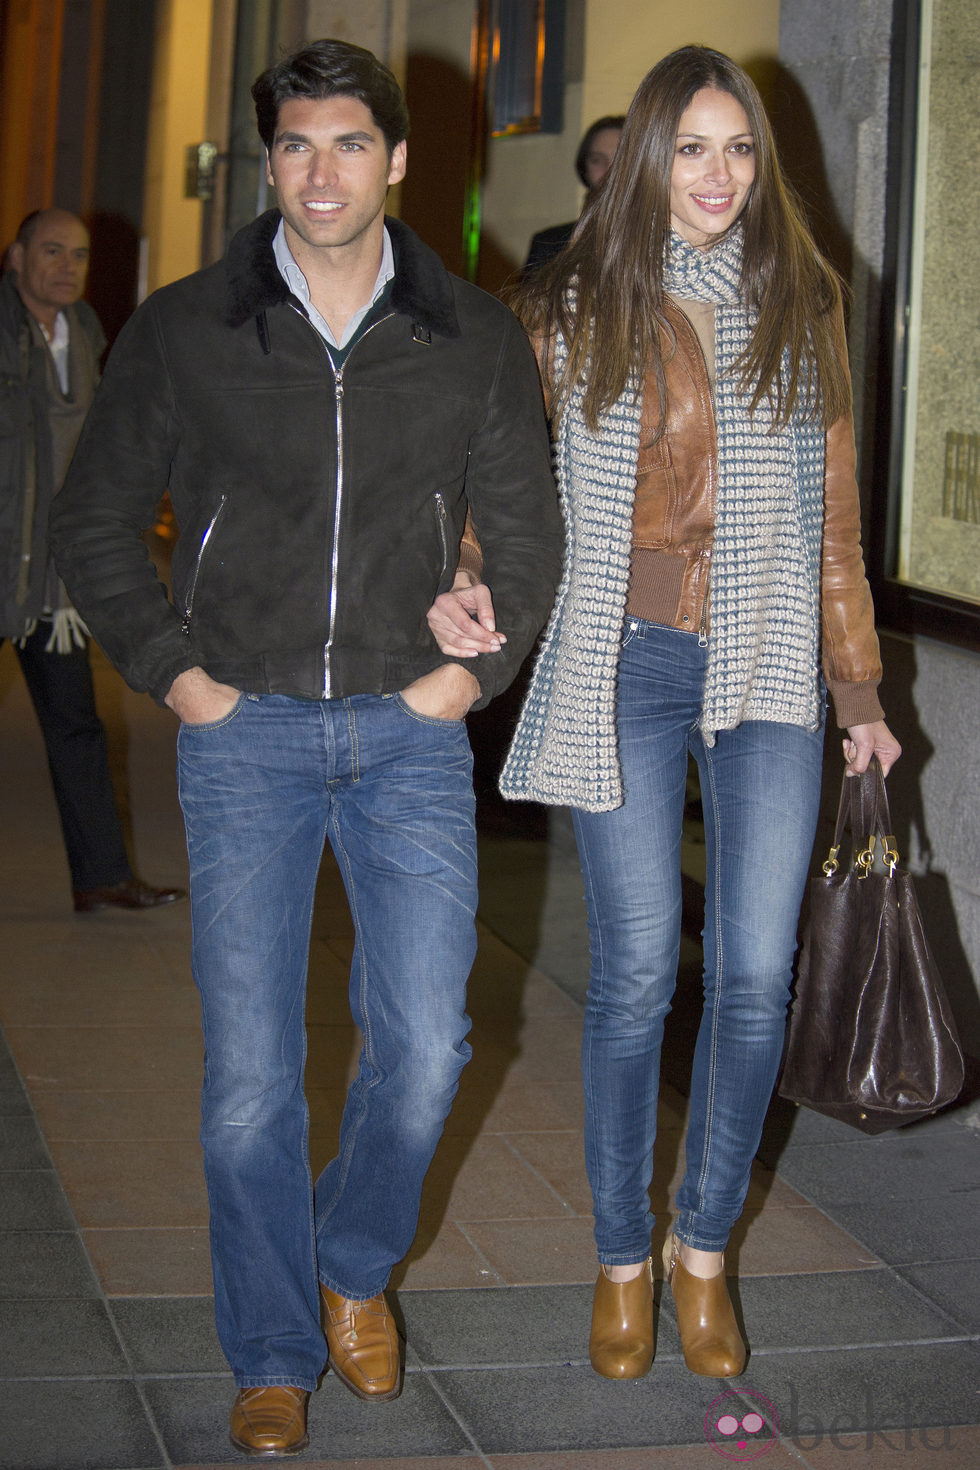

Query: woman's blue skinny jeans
[{"left": 572, "top": 620, "right": 824, "bottom": 1260}]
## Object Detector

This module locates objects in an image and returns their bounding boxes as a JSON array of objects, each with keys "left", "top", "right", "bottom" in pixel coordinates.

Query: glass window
[
  {"left": 874, "top": 0, "right": 979, "bottom": 643},
  {"left": 482, "top": 0, "right": 563, "bottom": 137}
]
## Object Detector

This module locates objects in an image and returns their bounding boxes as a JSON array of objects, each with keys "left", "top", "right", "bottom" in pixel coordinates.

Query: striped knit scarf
[
  {"left": 664, "top": 227, "right": 825, "bottom": 740},
  {"left": 500, "top": 334, "right": 642, "bottom": 810},
  {"left": 501, "top": 226, "right": 826, "bottom": 813}
]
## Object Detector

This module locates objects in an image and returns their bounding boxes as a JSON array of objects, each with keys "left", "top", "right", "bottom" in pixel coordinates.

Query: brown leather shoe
[
  {"left": 73, "top": 877, "right": 187, "bottom": 913},
  {"left": 320, "top": 1282, "right": 402, "bottom": 1400},
  {"left": 589, "top": 1258, "right": 654, "bottom": 1379},
  {"left": 663, "top": 1233, "right": 746, "bottom": 1377},
  {"left": 229, "top": 1385, "right": 309, "bottom": 1457}
]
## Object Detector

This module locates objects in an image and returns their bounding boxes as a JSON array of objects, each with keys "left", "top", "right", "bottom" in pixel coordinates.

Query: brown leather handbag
[{"left": 779, "top": 758, "right": 964, "bottom": 1134}]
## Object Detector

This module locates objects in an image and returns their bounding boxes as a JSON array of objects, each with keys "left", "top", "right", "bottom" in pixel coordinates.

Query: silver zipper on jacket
[
  {"left": 434, "top": 491, "right": 449, "bottom": 579},
  {"left": 286, "top": 304, "right": 395, "bottom": 698},
  {"left": 325, "top": 366, "right": 344, "bottom": 697},
  {"left": 181, "top": 495, "right": 226, "bottom": 635}
]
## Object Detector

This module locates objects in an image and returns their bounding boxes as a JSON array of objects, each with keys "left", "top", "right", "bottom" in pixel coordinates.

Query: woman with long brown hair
[{"left": 429, "top": 44, "right": 900, "bottom": 1380}]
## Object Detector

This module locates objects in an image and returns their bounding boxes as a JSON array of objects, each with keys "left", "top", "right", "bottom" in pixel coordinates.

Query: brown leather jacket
[{"left": 628, "top": 299, "right": 883, "bottom": 729}]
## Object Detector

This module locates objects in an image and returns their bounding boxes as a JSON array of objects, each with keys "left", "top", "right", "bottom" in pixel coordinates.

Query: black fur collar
[
  {"left": 223, "top": 210, "right": 459, "bottom": 339},
  {"left": 223, "top": 211, "right": 289, "bottom": 325}
]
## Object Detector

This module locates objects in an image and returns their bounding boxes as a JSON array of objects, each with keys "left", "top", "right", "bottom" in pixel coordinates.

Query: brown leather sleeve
[
  {"left": 821, "top": 407, "right": 884, "bottom": 728},
  {"left": 529, "top": 329, "right": 555, "bottom": 405},
  {"left": 457, "top": 512, "right": 483, "bottom": 580}
]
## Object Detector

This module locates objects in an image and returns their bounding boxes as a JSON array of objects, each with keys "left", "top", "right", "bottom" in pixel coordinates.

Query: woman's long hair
[{"left": 508, "top": 46, "right": 850, "bottom": 435}]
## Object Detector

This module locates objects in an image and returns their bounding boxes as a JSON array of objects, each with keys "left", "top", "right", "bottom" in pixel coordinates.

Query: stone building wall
[{"left": 779, "top": 0, "right": 979, "bottom": 1052}]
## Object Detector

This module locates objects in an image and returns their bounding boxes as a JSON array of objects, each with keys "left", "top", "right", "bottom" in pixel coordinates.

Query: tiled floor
[{"left": 1, "top": 640, "right": 979, "bottom": 1468}]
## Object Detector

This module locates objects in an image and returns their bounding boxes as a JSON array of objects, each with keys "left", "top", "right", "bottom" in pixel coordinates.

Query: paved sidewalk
[{"left": 1, "top": 641, "right": 978, "bottom": 1468}]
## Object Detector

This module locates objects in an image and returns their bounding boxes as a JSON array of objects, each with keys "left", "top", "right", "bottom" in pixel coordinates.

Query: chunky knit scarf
[
  {"left": 501, "top": 226, "right": 826, "bottom": 813},
  {"left": 665, "top": 228, "right": 825, "bottom": 739}
]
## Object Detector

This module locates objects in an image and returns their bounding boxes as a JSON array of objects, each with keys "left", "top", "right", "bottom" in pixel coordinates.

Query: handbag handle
[{"left": 822, "top": 757, "right": 899, "bottom": 878}]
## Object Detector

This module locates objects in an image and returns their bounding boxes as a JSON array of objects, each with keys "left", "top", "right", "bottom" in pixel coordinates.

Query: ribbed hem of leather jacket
[{"left": 626, "top": 548, "right": 687, "bottom": 628}]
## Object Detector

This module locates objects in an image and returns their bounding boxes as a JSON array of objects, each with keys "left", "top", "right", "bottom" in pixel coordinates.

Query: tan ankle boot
[
  {"left": 588, "top": 1258, "right": 654, "bottom": 1379},
  {"left": 663, "top": 1233, "right": 745, "bottom": 1378}
]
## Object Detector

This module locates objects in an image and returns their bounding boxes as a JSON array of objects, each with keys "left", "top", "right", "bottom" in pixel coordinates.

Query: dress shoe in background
[{"left": 73, "top": 877, "right": 186, "bottom": 913}]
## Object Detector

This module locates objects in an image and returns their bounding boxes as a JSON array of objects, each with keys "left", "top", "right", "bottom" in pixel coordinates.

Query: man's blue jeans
[
  {"left": 177, "top": 692, "right": 477, "bottom": 1390},
  {"left": 572, "top": 621, "right": 824, "bottom": 1261}
]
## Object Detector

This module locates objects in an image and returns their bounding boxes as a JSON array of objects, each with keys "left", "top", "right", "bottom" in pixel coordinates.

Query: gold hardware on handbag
[{"left": 779, "top": 758, "right": 964, "bottom": 1134}]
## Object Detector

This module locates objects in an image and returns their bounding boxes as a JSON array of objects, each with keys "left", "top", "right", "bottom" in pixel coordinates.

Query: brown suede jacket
[{"left": 628, "top": 299, "right": 883, "bottom": 729}]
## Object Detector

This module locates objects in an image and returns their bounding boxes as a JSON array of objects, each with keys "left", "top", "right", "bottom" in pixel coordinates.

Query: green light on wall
[
  {"left": 462, "top": 175, "right": 482, "bottom": 283},
  {"left": 462, "top": 0, "right": 493, "bottom": 285}
]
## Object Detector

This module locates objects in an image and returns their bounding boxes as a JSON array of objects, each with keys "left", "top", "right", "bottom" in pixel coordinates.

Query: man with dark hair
[
  {"left": 0, "top": 208, "right": 184, "bottom": 912},
  {"left": 524, "top": 114, "right": 625, "bottom": 272},
  {"left": 52, "top": 38, "right": 560, "bottom": 1458}
]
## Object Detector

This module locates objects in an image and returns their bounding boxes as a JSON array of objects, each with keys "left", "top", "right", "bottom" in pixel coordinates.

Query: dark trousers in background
[{"left": 7, "top": 623, "right": 132, "bottom": 891}]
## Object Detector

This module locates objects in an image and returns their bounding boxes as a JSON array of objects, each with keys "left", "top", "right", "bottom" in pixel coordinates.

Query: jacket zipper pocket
[
  {"left": 181, "top": 496, "right": 226, "bottom": 635},
  {"left": 434, "top": 492, "right": 449, "bottom": 580}
]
